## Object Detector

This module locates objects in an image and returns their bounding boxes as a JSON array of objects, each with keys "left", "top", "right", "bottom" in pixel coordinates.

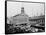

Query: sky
[{"left": 7, "top": 1, "right": 44, "bottom": 17}]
